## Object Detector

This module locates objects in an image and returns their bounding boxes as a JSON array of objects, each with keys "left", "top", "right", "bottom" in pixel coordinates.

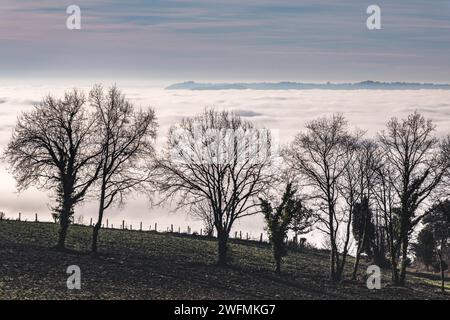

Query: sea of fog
[{"left": 1, "top": 81, "right": 450, "bottom": 246}]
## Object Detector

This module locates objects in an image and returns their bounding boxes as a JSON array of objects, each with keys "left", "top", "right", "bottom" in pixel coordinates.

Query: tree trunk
[
  {"left": 352, "top": 233, "right": 365, "bottom": 281},
  {"left": 439, "top": 252, "right": 445, "bottom": 293},
  {"left": 351, "top": 223, "right": 365, "bottom": 280},
  {"left": 386, "top": 218, "right": 399, "bottom": 284},
  {"left": 92, "top": 208, "right": 104, "bottom": 254},
  {"left": 398, "top": 235, "right": 409, "bottom": 286},
  {"left": 396, "top": 190, "right": 410, "bottom": 286},
  {"left": 275, "top": 256, "right": 281, "bottom": 273},
  {"left": 391, "top": 255, "right": 399, "bottom": 284},
  {"left": 329, "top": 205, "right": 337, "bottom": 281},
  {"left": 335, "top": 260, "right": 343, "bottom": 282},
  {"left": 336, "top": 214, "right": 352, "bottom": 282},
  {"left": 352, "top": 252, "right": 361, "bottom": 280},
  {"left": 92, "top": 186, "right": 106, "bottom": 254},
  {"left": 56, "top": 199, "right": 71, "bottom": 250},
  {"left": 438, "top": 238, "right": 445, "bottom": 293},
  {"left": 352, "top": 245, "right": 362, "bottom": 280},
  {"left": 57, "top": 212, "right": 70, "bottom": 250},
  {"left": 274, "top": 239, "right": 282, "bottom": 273},
  {"left": 329, "top": 247, "right": 337, "bottom": 280},
  {"left": 336, "top": 246, "right": 349, "bottom": 282},
  {"left": 352, "top": 207, "right": 368, "bottom": 280},
  {"left": 217, "top": 229, "right": 229, "bottom": 267}
]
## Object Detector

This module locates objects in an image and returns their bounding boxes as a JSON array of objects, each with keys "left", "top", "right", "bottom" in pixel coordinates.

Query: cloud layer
[{"left": 1, "top": 82, "right": 450, "bottom": 244}]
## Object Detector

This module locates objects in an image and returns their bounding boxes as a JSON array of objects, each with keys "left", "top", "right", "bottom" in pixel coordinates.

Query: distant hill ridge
[{"left": 166, "top": 80, "right": 450, "bottom": 90}]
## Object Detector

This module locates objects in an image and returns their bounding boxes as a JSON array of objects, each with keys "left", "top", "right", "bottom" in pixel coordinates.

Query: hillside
[{"left": 0, "top": 220, "right": 448, "bottom": 300}]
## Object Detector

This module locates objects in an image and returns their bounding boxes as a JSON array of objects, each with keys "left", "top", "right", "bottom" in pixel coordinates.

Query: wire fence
[{"left": 0, "top": 211, "right": 310, "bottom": 248}]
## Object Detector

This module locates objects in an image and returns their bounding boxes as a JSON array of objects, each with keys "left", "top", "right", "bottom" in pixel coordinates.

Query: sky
[{"left": 0, "top": 0, "right": 450, "bottom": 82}]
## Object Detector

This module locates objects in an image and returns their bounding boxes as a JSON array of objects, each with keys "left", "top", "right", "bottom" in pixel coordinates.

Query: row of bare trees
[
  {"left": 283, "top": 113, "right": 450, "bottom": 285},
  {"left": 3, "top": 85, "right": 449, "bottom": 287}
]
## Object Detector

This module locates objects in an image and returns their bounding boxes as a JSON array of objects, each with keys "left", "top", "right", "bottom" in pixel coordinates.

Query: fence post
[
  {"left": 178, "top": 226, "right": 180, "bottom": 233},
  {"left": 122, "top": 220, "right": 125, "bottom": 229},
  {"left": 130, "top": 225, "right": 132, "bottom": 230},
  {"left": 90, "top": 218, "right": 92, "bottom": 226},
  {"left": 235, "top": 231, "right": 237, "bottom": 238},
  {"left": 200, "top": 228, "right": 203, "bottom": 236},
  {"left": 106, "top": 219, "right": 109, "bottom": 228},
  {"left": 240, "top": 231, "right": 242, "bottom": 239},
  {"left": 35, "top": 213, "right": 38, "bottom": 222},
  {"left": 154, "top": 222, "right": 157, "bottom": 232},
  {"left": 246, "top": 233, "right": 249, "bottom": 240},
  {"left": 19, "top": 212, "right": 21, "bottom": 221},
  {"left": 171, "top": 224, "right": 173, "bottom": 233},
  {"left": 140, "top": 221, "right": 143, "bottom": 231},
  {"left": 260, "top": 233, "right": 263, "bottom": 243}
]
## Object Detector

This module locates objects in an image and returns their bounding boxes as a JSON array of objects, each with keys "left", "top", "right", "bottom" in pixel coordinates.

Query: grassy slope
[{"left": 0, "top": 220, "right": 448, "bottom": 300}]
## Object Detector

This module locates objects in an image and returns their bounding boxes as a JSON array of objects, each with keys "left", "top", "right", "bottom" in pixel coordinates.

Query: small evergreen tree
[
  {"left": 412, "top": 228, "right": 436, "bottom": 271},
  {"left": 260, "top": 183, "right": 313, "bottom": 273},
  {"left": 352, "top": 198, "right": 375, "bottom": 257}
]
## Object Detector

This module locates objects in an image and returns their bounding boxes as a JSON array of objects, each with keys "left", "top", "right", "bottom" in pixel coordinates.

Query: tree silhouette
[
  {"left": 377, "top": 112, "right": 450, "bottom": 285},
  {"left": 89, "top": 85, "right": 158, "bottom": 253},
  {"left": 156, "top": 109, "right": 275, "bottom": 266},
  {"left": 284, "top": 114, "right": 360, "bottom": 281},
  {"left": 5, "top": 90, "right": 101, "bottom": 250}
]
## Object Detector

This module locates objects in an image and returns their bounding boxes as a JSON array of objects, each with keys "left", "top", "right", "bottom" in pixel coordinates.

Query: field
[{"left": 0, "top": 220, "right": 448, "bottom": 300}]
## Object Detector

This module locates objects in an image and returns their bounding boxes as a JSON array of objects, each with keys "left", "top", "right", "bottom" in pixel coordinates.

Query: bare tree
[
  {"left": 377, "top": 112, "right": 450, "bottom": 285},
  {"left": 89, "top": 85, "right": 158, "bottom": 253},
  {"left": 334, "top": 132, "right": 363, "bottom": 280},
  {"left": 351, "top": 139, "right": 382, "bottom": 279},
  {"left": 4, "top": 90, "right": 101, "bottom": 250},
  {"left": 373, "top": 159, "right": 402, "bottom": 282},
  {"left": 283, "top": 114, "right": 360, "bottom": 281},
  {"left": 156, "top": 109, "right": 276, "bottom": 266}
]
